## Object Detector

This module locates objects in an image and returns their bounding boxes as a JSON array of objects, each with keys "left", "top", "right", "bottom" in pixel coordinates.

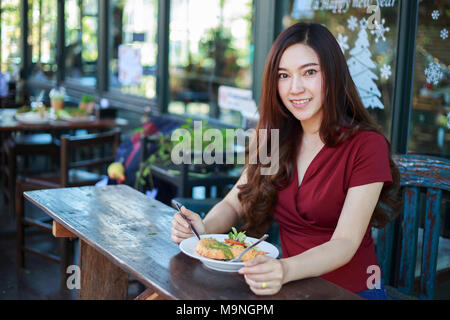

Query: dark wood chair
[
  {"left": 1, "top": 133, "right": 59, "bottom": 217},
  {"left": 376, "top": 154, "right": 450, "bottom": 300},
  {"left": 15, "top": 129, "right": 121, "bottom": 290}
]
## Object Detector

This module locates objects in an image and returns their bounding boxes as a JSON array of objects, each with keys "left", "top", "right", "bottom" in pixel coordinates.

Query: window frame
[{"left": 20, "top": 0, "right": 420, "bottom": 154}]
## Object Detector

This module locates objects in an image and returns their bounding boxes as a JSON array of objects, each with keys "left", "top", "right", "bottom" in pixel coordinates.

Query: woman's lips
[{"left": 291, "top": 98, "right": 312, "bottom": 108}]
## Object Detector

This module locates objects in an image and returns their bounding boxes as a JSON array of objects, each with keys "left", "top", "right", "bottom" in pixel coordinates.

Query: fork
[{"left": 230, "top": 234, "right": 269, "bottom": 262}]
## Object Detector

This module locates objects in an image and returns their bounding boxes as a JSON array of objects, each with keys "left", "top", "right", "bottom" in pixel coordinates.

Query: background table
[
  {"left": 0, "top": 108, "right": 128, "bottom": 132},
  {"left": 24, "top": 184, "right": 362, "bottom": 300}
]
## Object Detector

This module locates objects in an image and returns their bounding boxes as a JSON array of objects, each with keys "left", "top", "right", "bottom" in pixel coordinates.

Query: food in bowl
[{"left": 195, "top": 227, "right": 266, "bottom": 262}]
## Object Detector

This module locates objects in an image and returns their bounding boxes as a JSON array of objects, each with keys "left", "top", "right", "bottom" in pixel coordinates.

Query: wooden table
[
  {"left": 24, "top": 184, "right": 362, "bottom": 300},
  {"left": 0, "top": 108, "right": 128, "bottom": 132}
]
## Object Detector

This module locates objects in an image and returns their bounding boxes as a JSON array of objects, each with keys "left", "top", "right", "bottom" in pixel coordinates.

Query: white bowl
[
  {"left": 15, "top": 112, "right": 49, "bottom": 124},
  {"left": 179, "top": 234, "right": 279, "bottom": 272}
]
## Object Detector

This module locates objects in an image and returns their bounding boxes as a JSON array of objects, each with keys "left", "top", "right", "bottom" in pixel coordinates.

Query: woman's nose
[{"left": 290, "top": 76, "right": 305, "bottom": 93}]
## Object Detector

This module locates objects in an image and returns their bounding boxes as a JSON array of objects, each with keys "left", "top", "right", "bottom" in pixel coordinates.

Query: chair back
[
  {"left": 60, "top": 129, "right": 121, "bottom": 187},
  {"left": 376, "top": 154, "right": 450, "bottom": 299}
]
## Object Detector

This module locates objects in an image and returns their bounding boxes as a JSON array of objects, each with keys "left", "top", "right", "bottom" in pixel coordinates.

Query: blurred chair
[
  {"left": 15, "top": 129, "right": 121, "bottom": 290},
  {"left": 376, "top": 154, "right": 450, "bottom": 300},
  {"left": 1, "top": 133, "right": 59, "bottom": 217}
]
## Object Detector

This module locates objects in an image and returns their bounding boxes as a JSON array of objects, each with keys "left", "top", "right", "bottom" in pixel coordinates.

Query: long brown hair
[{"left": 238, "top": 22, "right": 401, "bottom": 235}]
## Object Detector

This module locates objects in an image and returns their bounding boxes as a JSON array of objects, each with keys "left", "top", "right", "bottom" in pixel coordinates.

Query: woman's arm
[
  {"left": 201, "top": 169, "right": 247, "bottom": 234},
  {"left": 171, "top": 168, "right": 247, "bottom": 243},
  {"left": 239, "top": 181, "right": 384, "bottom": 295},
  {"left": 280, "top": 182, "right": 384, "bottom": 283}
]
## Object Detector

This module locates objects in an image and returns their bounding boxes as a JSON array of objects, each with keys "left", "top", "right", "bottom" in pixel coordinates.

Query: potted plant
[
  {"left": 135, "top": 118, "right": 239, "bottom": 191},
  {"left": 49, "top": 87, "right": 66, "bottom": 111},
  {"left": 79, "top": 94, "right": 96, "bottom": 114}
]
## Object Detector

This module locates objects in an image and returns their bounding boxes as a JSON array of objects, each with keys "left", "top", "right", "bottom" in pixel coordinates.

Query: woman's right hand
[{"left": 171, "top": 206, "right": 206, "bottom": 244}]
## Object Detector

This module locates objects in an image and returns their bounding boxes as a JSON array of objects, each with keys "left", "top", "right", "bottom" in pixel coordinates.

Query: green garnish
[
  {"left": 228, "top": 227, "right": 246, "bottom": 243},
  {"left": 205, "top": 239, "right": 234, "bottom": 260}
]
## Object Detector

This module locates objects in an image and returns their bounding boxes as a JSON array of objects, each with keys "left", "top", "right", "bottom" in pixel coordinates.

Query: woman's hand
[
  {"left": 171, "top": 206, "right": 206, "bottom": 244},
  {"left": 238, "top": 255, "right": 287, "bottom": 295}
]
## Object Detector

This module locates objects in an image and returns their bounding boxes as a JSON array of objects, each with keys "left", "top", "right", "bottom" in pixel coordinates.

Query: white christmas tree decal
[{"left": 347, "top": 19, "right": 384, "bottom": 109}]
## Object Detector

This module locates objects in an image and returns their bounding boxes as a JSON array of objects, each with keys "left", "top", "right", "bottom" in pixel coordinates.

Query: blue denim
[{"left": 356, "top": 280, "right": 388, "bottom": 300}]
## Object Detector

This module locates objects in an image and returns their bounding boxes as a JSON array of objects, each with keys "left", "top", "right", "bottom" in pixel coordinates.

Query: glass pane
[
  {"left": 1, "top": 0, "right": 21, "bottom": 82},
  {"left": 168, "top": 0, "right": 254, "bottom": 125},
  {"left": 65, "top": 0, "right": 98, "bottom": 87},
  {"left": 284, "top": 0, "right": 399, "bottom": 137},
  {"left": 409, "top": 0, "right": 449, "bottom": 158},
  {"left": 28, "top": 0, "right": 57, "bottom": 82},
  {"left": 109, "top": 0, "right": 158, "bottom": 99}
]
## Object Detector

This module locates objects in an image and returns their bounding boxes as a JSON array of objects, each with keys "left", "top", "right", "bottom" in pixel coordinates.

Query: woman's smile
[{"left": 290, "top": 98, "right": 313, "bottom": 108}]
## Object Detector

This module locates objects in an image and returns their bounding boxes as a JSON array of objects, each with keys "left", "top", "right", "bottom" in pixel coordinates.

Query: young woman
[{"left": 171, "top": 22, "right": 400, "bottom": 299}]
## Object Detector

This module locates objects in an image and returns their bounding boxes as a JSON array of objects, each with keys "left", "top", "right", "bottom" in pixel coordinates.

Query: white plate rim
[
  {"left": 15, "top": 112, "right": 50, "bottom": 124},
  {"left": 179, "top": 234, "right": 279, "bottom": 271}
]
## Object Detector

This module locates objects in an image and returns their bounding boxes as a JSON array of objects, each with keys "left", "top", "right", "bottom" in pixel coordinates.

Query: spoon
[{"left": 230, "top": 234, "right": 269, "bottom": 262}]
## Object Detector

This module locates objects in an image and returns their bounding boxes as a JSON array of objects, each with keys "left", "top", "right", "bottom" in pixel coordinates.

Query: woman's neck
[{"left": 300, "top": 117, "right": 322, "bottom": 143}]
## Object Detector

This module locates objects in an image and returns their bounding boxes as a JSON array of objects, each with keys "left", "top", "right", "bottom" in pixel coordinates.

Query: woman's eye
[
  {"left": 278, "top": 73, "right": 288, "bottom": 79},
  {"left": 305, "top": 69, "right": 317, "bottom": 76}
]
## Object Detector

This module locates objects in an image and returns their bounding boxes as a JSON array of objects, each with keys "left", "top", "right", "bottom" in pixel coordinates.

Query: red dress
[{"left": 273, "top": 130, "right": 393, "bottom": 292}]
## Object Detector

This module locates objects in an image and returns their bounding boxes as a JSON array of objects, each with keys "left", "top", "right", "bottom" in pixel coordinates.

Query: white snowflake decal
[
  {"left": 360, "top": 17, "right": 368, "bottom": 30},
  {"left": 380, "top": 64, "right": 392, "bottom": 80},
  {"left": 432, "top": 10, "right": 440, "bottom": 20},
  {"left": 347, "top": 16, "right": 358, "bottom": 31},
  {"left": 441, "top": 28, "right": 448, "bottom": 40},
  {"left": 370, "top": 19, "right": 390, "bottom": 43},
  {"left": 424, "top": 62, "right": 443, "bottom": 85},
  {"left": 337, "top": 33, "right": 349, "bottom": 53}
]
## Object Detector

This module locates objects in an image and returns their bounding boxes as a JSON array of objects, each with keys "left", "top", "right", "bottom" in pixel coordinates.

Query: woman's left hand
[{"left": 238, "top": 255, "right": 286, "bottom": 295}]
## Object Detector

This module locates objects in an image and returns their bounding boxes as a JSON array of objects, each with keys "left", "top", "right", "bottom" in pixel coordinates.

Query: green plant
[
  {"left": 80, "top": 94, "right": 95, "bottom": 103},
  {"left": 135, "top": 134, "right": 174, "bottom": 190},
  {"left": 135, "top": 118, "right": 237, "bottom": 191},
  {"left": 49, "top": 87, "right": 66, "bottom": 101}
]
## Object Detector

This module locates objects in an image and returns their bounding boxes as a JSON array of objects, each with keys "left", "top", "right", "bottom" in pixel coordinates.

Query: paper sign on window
[{"left": 118, "top": 44, "right": 143, "bottom": 85}]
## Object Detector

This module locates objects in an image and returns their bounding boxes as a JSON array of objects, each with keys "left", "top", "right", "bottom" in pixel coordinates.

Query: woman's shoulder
[
  {"left": 351, "top": 129, "right": 388, "bottom": 144},
  {"left": 333, "top": 128, "right": 389, "bottom": 151}
]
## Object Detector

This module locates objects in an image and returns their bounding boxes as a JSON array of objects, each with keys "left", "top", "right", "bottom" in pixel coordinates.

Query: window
[
  {"left": 28, "top": 0, "right": 58, "bottom": 82},
  {"left": 64, "top": 0, "right": 98, "bottom": 87},
  {"left": 109, "top": 0, "right": 158, "bottom": 99},
  {"left": 408, "top": 0, "right": 449, "bottom": 157},
  {"left": 168, "top": 0, "right": 254, "bottom": 125},
  {"left": 1, "top": 0, "right": 21, "bottom": 81},
  {"left": 284, "top": 0, "right": 399, "bottom": 137}
]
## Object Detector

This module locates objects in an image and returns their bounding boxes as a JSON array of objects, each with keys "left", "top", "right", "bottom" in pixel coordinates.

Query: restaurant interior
[{"left": 0, "top": 0, "right": 449, "bottom": 300}]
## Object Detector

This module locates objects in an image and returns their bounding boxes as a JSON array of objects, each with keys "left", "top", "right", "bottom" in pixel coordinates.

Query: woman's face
[{"left": 277, "top": 43, "right": 324, "bottom": 127}]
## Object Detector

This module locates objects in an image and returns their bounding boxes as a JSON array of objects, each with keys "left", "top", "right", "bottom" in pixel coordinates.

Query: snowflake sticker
[
  {"left": 432, "top": 10, "right": 440, "bottom": 20},
  {"left": 441, "top": 28, "right": 448, "bottom": 40},
  {"left": 347, "top": 16, "right": 358, "bottom": 31},
  {"left": 370, "top": 19, "right": 390, "bottom": 43},
  {"left": 337, "top": 33, "right": 349, "bottom": 53},
  {"left": 360, "top": 17, "right": 368, "bottom": 30},
  {"left": 424, "top": 62, "right": 443, "bottom": 85},
  {"left": 380, "top": 64, "right": 392, "bottom": 80}
]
